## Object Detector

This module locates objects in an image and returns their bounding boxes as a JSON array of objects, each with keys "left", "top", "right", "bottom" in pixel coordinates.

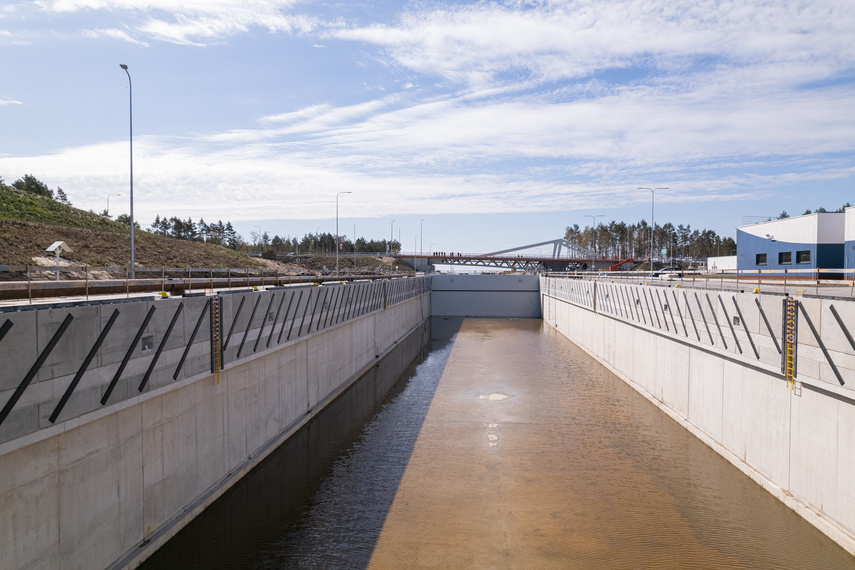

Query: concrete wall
[
  {"left": 541, "top": 276, "right": 855, "bottom": 555},
  {"left": 0, "top": 278, "right": 430, "bottom": 570},
  {"left": 431, "top": 274, "right": 541, "bottom": 318}
]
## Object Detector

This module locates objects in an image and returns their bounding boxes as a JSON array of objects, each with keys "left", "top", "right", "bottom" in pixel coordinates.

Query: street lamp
[
  {"left": 585, "top": 214, "right": 603, "bottom": 274},
  {"left": 420, "top": 219, "right": 424, "bottom": 255},
  {"left": 335, "top": 191, "right": 352, "bottom": 276},
  {"left": 638, "top": 187, "right": 669, "bottom": 275},
  {"left": 353, "top": 224, "right": 357, "bottom": 271},
  {"left": 119, "top": 64, "right": 135, "bottom": 278},
  {"left": 106, "top": 193, "right": 121, "bottom": 217},
  {"left": 390, "top": 219, "right": 395, "bottom": 273}
]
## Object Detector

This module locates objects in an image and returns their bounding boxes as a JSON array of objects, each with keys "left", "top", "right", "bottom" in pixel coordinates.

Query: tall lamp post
[
  {"left": 106, "top": 193, "right": 121, "bottom": 217},
  {"left": 585, "top": 214, "right": 603, "bottom": 274},
  {"left": 119, "top": 64, "right": 135, "bottom": 278},
  {"left": 353, "top": 224, "right": 357, "bottom": 271},
  {"left": 420, "top": 219, "right": 424, "bottom": 255},
  {"left": 335, "top": 191, "right": 352, "bottom": 277},
  {"left": 390, "top": 219, "right": 395, "bottom": 273},
  {"left": 638, "top": 187, "right": 669, "bottom": 275}
]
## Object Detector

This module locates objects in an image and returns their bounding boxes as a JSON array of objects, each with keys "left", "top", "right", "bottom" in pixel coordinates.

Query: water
[{"left": 143, "top": 319, "right": 855, "bottom": 569}]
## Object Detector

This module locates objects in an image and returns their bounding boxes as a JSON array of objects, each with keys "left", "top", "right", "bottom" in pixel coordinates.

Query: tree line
[
  {"left": 255, "top": 231, "right": 401, "bottom": 255},
  {"left": 566, "top": 220, "right": 736, "bottom": 261}
]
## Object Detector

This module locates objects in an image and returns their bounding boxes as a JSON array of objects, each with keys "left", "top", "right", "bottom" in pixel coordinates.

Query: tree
[
  {"left": 777, "top": 210, "right": 789, "bottom": 219},
  {"left": 116, "top": 213, "right": 141, "bottom": 229},
  {"left": 12, "top": 174, "right": 53, "bottom": 198},
  {"left": 55, "top": 187, "right": 71, "bottom": 205}
]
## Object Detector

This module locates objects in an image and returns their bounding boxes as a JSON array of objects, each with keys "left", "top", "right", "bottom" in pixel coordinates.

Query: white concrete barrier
[
  {"left": 542, "top": 276, "right": 855, "bottom": 555},
  {"left": 0, "top": 278, "right": 430, "bottom": 569}
]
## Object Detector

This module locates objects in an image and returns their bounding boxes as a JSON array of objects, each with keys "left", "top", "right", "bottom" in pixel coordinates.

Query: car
[{"left": 652, "top": 266, "right": 683, "bottom": 278}]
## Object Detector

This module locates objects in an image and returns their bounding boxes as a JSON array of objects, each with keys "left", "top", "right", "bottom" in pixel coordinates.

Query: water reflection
[{"left": 140, "top": 339, "right": 452, "bottom": 570}]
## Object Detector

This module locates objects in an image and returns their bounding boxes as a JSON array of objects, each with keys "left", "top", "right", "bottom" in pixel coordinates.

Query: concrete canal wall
[
  {"left": 0, "top": 278, "right": 430, "bottom": 569},
  {"left": 541, "top": 276, "right": 855, "bottom": 555}
]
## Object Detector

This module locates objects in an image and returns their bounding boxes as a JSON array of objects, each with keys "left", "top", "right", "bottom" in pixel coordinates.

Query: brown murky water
[{"left": 144, "top": 318, "right": 855, "bottom": 569}]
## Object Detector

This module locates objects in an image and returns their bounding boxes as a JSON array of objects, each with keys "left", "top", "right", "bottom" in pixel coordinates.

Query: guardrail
[
  {"left": 0, "top": 276, "right": 431, "bottom": 444},
  {"left": 545, "top": 268, "right": 855, "bottom": 297},
  {"left": 0, "top": 264, "right": 412, "bottom": 302}
]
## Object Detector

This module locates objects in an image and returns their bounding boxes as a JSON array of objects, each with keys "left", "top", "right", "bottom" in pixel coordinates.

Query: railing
[
  {"left": 0, "top": 277, "right": 431, "bottom": 443},
  {"left": 544, "top": 268, "right": 855, "bottom": 297},
  {"left": 0, "top": 264, "right": 413, "bottom": 303},
  {"left": 541, "top": 276, "right": 855, "bottom": 392}
]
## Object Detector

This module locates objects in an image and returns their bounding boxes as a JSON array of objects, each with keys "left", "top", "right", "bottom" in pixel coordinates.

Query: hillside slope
[{"left": 0, "top": 186, "right": 263, "bottom": 268}]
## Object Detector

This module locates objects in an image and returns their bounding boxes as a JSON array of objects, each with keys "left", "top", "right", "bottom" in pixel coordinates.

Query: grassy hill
[{"left": 0, "top": 186, "right": 264, "bottom": 268}]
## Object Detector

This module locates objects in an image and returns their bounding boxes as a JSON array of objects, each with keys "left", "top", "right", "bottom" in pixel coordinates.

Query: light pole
[
  {"left": 390, "top": 219, "right": 395, "bottom": 273},
  {"left": 585, "top": 214, "right": 603, "bottom": 274},
  {"left": 420, "top": 219, "right": 424, "bottom": 255},
  {"left": 353, "top": 224, "right": 357, "bottom": 271},
  {"left": 335, "top": 191, "right": 352, "bottom": 277},
  {"left": 106, "top": 193, "right": 121, "bottom": 217},
  {"left": 119, "top": 64, "right": 135, "bottom": 278},
  {"left": 638, "top": 187, "right": 669, "bottom": 274}
]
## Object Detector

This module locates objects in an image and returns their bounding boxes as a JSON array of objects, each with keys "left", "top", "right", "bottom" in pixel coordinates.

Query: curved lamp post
[
  {"left": 390, "top": 219, "right": 395, "bottom": 273},
  {"left": 336, "top": 191, "right": 352, "bottom": 276},
  {"left": 638, "top": 187, "right": 669, "bottom": 275},
  {"left": 585, "top": 214, "right": 603, "bottom": 274},
  {"left": 119, "top": 64, "right": 135, "bottom": 278},
  {"left": 106, "top": 193, "right": 121, "bottom": 217}
]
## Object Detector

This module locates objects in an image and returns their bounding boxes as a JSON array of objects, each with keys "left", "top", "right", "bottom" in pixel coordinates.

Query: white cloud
[
  {"left": 37, "top": 0, "right": 317, "bottom": 44},
  {"left": 82, "top": 27, "right": 149, "bottom": 46},
  {"left": 0, "top": 98, "right": 23, "bottom": 105},
  {"left": 329, "top": 0, "right": 855, "bottom": 93}
]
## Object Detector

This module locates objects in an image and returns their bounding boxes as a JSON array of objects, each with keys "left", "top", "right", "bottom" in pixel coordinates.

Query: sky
[{"left": 1, "top": 0, "right": 854, "bottom": 255}]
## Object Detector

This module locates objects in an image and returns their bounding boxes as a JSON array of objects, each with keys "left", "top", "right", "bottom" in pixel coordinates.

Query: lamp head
[{"left": 119, "top": 64, "right": 128, "bottom": 70}]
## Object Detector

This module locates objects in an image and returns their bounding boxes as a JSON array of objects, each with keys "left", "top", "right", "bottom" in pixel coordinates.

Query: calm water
[{"left": 143, "top": 320, "right": 855, "bottom": 569}]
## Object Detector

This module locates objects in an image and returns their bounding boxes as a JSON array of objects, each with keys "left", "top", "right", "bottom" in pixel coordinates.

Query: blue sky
[{"left": 1, "top": 0, "right": 854, "bottom": 254}]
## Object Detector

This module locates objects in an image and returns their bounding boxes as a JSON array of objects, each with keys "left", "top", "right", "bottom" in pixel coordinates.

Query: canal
[{"left": 142, "top": 319, "right": 855, "bottom": 568}]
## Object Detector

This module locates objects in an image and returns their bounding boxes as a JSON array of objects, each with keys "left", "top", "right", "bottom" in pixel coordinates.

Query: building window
[
  {"left": 796, "top": 250, "right": 811, "bottom": 264},
  {"left": 779, "top": 251, "right": 792, "bottom": 265},
  {"left": 756, "top": 253, "right": 767, "bottom": 266}
]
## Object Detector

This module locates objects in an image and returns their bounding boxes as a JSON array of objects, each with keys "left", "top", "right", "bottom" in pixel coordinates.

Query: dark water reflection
[{"left": 140, "top": 340, "right": 452, "bottom": 570}]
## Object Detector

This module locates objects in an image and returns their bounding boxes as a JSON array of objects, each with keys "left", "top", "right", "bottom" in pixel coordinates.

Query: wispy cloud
[
  {"left": 0, "top": 98, "right": 23, "bottom": 105},
  {"left": 37, "top": 0, "right": 316, "bottom": 44},
  {"left": 82, "top": 27, "right": 149, "bottom": 46}
]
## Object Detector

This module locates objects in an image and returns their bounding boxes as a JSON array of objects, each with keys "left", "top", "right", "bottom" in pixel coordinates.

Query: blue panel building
[
  {"left": 846, "top": 207, "right": 855, "bottom": 271},
  {"left": 736, "top": 212, "right": 845, "bottom": 276}
]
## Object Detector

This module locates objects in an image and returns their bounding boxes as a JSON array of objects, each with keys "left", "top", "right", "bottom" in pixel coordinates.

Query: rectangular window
[
  {"left": 779, "top": 251, "right": 792, "bottom": 265},
  {"left": 756, "top": 253, "right": 767, "bottom": 266},
  {"left": 796, "top": 250, "right": 811, "bottom": 264}
]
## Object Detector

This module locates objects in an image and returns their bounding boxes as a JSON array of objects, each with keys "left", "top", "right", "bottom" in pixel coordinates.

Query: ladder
[
  {"left": 210, "top": 295, "right": 221, "bottom": 385},
  {"left": 783, "top": 298, "right": 798, "bottom": 389}
]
